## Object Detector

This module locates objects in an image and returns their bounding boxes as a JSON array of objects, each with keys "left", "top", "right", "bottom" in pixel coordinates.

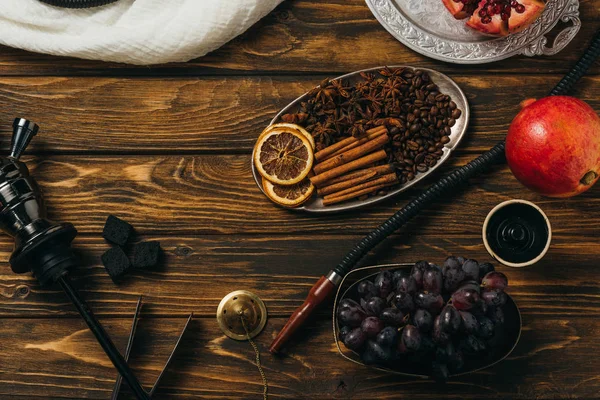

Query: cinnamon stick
[
  {"left": 321, "top": 127, "right": 388, "bottom": 162},
  {"left": 314, "top": 125, "right": 387, "bottom": 162},
  {"left": 318, "top": 165, "right": 395, "bottom": 196},
  {"left": 323, "top": 173, "right": 398, "bottom": 201},
  {"left": 310, "top": 149, "right": 388, "bottom": 187},
  {"left": 313, "top": 133, "right": 389, "bottom": 175},
  {"left": 322, "top": 180, "right": 397, "bottom": 206}
]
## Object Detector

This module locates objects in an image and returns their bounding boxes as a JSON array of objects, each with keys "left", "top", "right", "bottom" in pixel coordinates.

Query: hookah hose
[
  {"left": 270, "top": 28, "right": 600, "bottom": 354},
  {"left": 38, "top": 0, "right": 119, "bottom": 8}
]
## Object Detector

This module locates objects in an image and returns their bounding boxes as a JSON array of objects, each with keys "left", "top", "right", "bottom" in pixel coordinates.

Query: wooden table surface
[{"left": 0, "top": 1, "right": 599, "bottom": 399}]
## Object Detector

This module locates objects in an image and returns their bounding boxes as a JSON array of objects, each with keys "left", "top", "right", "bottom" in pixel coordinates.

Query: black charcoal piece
[
  {"left": 132, "top": 241, "right": 161, "bottom": 269},
  {"left": 101, "top": 246, "right": 131, "bottom": 282},
  {"left": 102, "top": 215, "right": 133, "bottom": 246}
]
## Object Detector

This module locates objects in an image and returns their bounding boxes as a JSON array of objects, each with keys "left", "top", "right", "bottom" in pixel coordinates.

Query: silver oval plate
[
  {"left": 251, "top": 66, "right": 470, "bottom": 213},
  {"left": 366, "top": 0, "right": 581, "bottom": 64}
]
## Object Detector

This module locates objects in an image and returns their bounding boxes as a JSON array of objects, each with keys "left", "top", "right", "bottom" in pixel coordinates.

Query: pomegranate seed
[{"left": 515, "top": 4, "right": 525, "bottom": 12}]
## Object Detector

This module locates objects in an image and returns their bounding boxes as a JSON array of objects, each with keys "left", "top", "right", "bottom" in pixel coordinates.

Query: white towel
[{"left": 0, "top": 0, "right": 283, "bottom": 65}]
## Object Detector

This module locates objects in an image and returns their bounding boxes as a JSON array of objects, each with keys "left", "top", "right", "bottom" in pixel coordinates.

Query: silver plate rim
[
  {"left": 251, "top": 65, "right": 470, "bottom": 214},
  {"left": 365, "top": 0, "right": 581, "bottom": 64}
]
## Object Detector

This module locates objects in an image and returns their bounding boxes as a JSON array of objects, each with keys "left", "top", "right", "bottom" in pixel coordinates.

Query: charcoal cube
[
  {"left": 132, "top": 241, "right": 161, "bottom": 269},
  {"left": 101, "top": 246, "right": 131, "bottom": 282},
  {"left": 102, "top": 215, "right": 133, "bottom": 246}
]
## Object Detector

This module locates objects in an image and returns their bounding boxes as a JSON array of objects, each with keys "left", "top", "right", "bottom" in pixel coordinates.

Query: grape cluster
[{"left": 337, "top": 257, "right": 510, "bottom": 382}]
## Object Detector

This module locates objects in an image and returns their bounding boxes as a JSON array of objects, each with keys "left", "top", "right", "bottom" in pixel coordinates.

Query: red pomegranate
[
  {"left": 442, "top": 0, "right": 545, "bottom": 36},
  {"left": 505, "top": 96, "right": 600, "bottom": 198}
]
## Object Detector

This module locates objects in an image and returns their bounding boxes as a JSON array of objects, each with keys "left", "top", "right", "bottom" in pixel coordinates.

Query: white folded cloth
[{"left": 0, "top": 0, "right": 283, "bottom": 65}]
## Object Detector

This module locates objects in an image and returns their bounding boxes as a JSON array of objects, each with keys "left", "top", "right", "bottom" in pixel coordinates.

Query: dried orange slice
[
  {"left": 259, "top": 123, "right": 315, "bottom": 150},
  {"left": 262, "top": 178, "right": 315, "bottom": 207},
  {"left": 254, "top": 128, "right": 314, "bottom": 185}
]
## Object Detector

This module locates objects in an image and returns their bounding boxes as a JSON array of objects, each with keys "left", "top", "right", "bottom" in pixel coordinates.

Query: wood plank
[
  {"left": 0, "top": 0, "right": 597, "bottom": 76},
  {"left": 1, "top": 234, "right": 598, "bottom": 317},
  {"left": 0, "top": 75, "right": 597, "bottom": 154},
  {"left": 0, "top": 315, "right": 598, "bottom": 399},
  {"left": 6, "top": 154, "right": 599, "bottom": 236}
]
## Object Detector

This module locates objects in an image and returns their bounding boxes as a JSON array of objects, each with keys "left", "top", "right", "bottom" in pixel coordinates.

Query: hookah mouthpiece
[
  {"left": 11, "top": 118, "right": 39, "bottom": 159},
  {"left": 0, "top": 118, "right": 77, "bottom": 284}
]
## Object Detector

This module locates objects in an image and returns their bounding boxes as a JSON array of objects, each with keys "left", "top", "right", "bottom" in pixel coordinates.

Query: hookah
[
  {"left": 1, "top": 119, "right": 151, "bottom": 400},
  {"left": 270, "top": 29, "right": 600, "bottom": 353}
]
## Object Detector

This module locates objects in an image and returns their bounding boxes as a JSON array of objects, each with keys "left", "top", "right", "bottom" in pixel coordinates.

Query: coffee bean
[
  {"left": 448, "top": 118, "right": 456, "bottom": 127},
  {"left": 410, "top": 124, "right": 421, "bottom": 133},
  {"left": 440, "top": 136, "right": 450, "bottom": 144},
  {"left": 449, "top": 101, "right": 457, "bottom": 110},
  {"left": 452, "top": 109, "right": 462, "bottom": 119},
  {"left": 417, "top": 164, "right": 428, "bottom": 173},
  {"left": 407, "top": 172, "right": 415, "bottom": 180}
]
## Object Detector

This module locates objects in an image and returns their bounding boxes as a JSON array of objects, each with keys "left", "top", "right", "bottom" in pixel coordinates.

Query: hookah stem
[
  {"left": 57, "top": 275, "right": 150, "bottom": 400},
  {"left": 269, "top": 28, "right": 600, "bottom": 354}
]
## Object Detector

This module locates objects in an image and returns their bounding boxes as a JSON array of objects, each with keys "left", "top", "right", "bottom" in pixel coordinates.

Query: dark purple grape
[
  {"left": 432, "top": 315, "right": 450, "bottom": 344},
  {"left": 478, "top": 262, "right": 495, "bottom": 279},
  {"left": 477, "top": 316, "right": 495, "bottom": 339},
  {"left": 338, "top": 325, "right": 352, "bottom": 342},
  {"left": 361, "top": 316, "right": 385, "bottom": 338},
  {"left": 410, "top": 260, "right": 429, "bottom": 287},
  {"left": 435, "top": 342, "right": 455, "bottom": 364},
  {"left": 443, "top": 256, "right": 462, "bottom": 272},
  {"left": 443, "top": 264, "right": 466, "bottom": 292},
  {"left": 338, "top": 298, "right": 361, "bottom": 311},
  {"left": 399, "top": 325, "right": 421, "bottom": 353},
  {"left": 343, "top": 327, "right": 366, "bottom": 350},
  {"left": 396, "top": 275, "right": 418, "bottom": 294},
  {"left": 337, "top": 307, "right": 366, "bottom": 327},
  {"left": 431, "top": 362, "right": 449, "bottom": 383},
  {"left": 472, "top": 299, "right": 488, "bottom": 317},
  {"left": 456, "top": 256, "right": 466, "bottom": 265},
  {"left": 423, "top": 265, "right": 443, "bottom": 294},
  {"left": 459, "top": 311, "right": 479, "bottom": 334},
  {"left": 448, "top": 349, "right": 464, "bottom": 373},
  {"left": 380, "top": 308, "right": 405, "bottom": 327},
  {"left": 459, "top": 335, "right": 486, "bottom": 354},
  {"left": 439, "top": 305, "right": 461, "bottom": 333},
  {"left": 374, "top": 270, "right": 394, "bottom": 298},
  {"left": 357, "top": 280, "right": 378, "bottom": 300},
  {"left": 393, "top": 292, "right": 415, "bottom": 312},
  {"left": 462, "top": 259, "right": 480, "bottom": 281},
  {"left": 363, "top": 297, "right": 386, "bottom": 316},
  {"left": 420, "top": 336, "right": 436, "bottom": 355},
  {"left": 451, "top": 288, "right": 480, "bottom": 310},
  {"left": 487, "top": 306, "right": 505, "bottom": 325},
  {"left": 415, "top": 291, "right": 444, "bottom": 313},
  {"left": 376, "top": 326, "right": 398, "bottom": 347},
  {"left": 481, "top": 289, "right": 507, "bottom": 307},
  {"left": 362, "top": 340, "right": 392, "bottom": 364},
  {"left": 482, "top": 271, "right": 508, "bottom": 291},
  {"left": 413, "top": 309, "right": 433, "bottom": 332},
  {"left": 457, "top": 280, "right": 481, "bottom": 294}
]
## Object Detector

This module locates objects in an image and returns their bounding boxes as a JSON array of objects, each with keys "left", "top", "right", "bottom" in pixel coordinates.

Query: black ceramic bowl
[{"left": 333, "top": 263, "right": 522, "bottom": 378}]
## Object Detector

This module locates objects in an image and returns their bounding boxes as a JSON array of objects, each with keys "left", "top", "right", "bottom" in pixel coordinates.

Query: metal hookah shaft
[
  {"left": 0, "top": 119, "right": 150, "bottom": 400},
  {"left": 269, "top": 28, "right": 600, "bottom": 354},
  {"left": 58, "top": 275, "right": 150, "bottom": 400}
]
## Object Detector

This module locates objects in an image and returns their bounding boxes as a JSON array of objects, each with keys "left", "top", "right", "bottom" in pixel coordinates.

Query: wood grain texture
[
  {"left": 0, "top": 234, "right": 598, "bottom": 318},
  {"left": 0, "top": 0, "right": 599, "bottom": 398},
  {"left": 4, "top": 154, "right": 597, "bottom": 236},
  {"left": 0, "top": 75, "right": 598, "bottom": 154},
  {"left": 0, "top": 0, "right": 597, "bottom": 76},
  {"left": 0, "top": 316, "right": 599, "bottom": 399}
]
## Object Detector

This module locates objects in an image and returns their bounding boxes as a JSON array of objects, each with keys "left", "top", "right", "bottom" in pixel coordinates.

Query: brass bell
[{"left": 217, "top": 290, "right": 267, "bottom": 340}]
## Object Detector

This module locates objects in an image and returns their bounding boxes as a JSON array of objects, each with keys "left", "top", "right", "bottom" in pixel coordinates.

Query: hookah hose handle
[
  {"left": 58, "top": 275, "right": 151, "bottom": 400},
  {"left": 269, "top": 28, "right": 600, "bottom": 354}
]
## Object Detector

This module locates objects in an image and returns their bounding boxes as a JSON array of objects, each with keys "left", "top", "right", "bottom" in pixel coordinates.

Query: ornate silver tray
[
  {"left": 251, "top": 66, "right": 470, "bottom": 213},
  {"left": 366, "top": 0, "right": 580, "bottom": 63}
]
